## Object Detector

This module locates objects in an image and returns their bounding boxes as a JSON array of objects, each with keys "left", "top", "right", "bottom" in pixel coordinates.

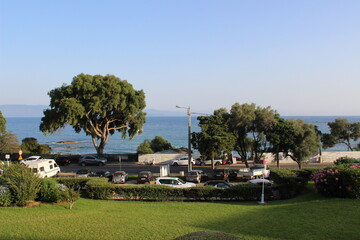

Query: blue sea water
[{"left": 5, "top": 116, "right": 360, "bottom": 154}]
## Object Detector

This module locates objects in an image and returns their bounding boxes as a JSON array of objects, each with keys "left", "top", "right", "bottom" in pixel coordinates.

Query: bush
[
  {"left": 56, "top": 177, "right": 90, "bottom": 190},
  {"left": 334, "top": 157, "right": 360, "bottom": 166},
  {"left": 269, "top": 168, "right": 308, "bottom": 199},
  {"left": 313, "top": 165, "right": 360, "bottom": 199},
  {"left": 38, "top": 178, "right": 64, "bottom": 203},
  {"left": 115, "top": 185, "right": 184, "bottom": 201},
  {"left": 0, "top": 185, "right": 11, "bottom": 206},
  {"left": 84, "top": 178, "right": 115, "bottom": 200},
  {"left": 1, "top": 164, "right": 41, "bottom": 206}
]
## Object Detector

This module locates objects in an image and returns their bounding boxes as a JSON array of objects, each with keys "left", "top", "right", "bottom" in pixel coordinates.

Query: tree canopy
[
  {"left": 21, "top": 137, "right": 51, "bottom": 154},
  {"left": 322, "top": 118, "right": 360, "bottom": 151},
  {"left": 0, "top": 110, "right": 20, "bottom": 154},
  {"left": 40, "top": 74, "right": 146, "bottom": 155}
]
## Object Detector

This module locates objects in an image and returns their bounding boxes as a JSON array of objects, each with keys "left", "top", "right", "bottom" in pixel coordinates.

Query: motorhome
[{"left": 23, "top": 159, "right": 61, "bottom": 178}]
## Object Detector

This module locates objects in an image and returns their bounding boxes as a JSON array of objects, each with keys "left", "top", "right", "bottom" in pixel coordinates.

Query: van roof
[{"left": 23, "top": 159, "right": 55, "bottom": 166}]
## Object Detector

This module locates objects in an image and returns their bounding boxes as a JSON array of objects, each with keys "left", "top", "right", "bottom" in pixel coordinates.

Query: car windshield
[
  {"left": 178, "top": 179, "right": 186, "bottom": 184},
  {"left": 188, "top": 172, "right": 198, "bottom": 176},
  {"left": 114, "top": 173, "right": 125, "bottom": 177}
]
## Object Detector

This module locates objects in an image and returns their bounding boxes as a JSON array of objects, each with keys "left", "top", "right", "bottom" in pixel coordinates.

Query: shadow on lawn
[{"left": 193, "top": 184, "right": 360, "bottom": 240}]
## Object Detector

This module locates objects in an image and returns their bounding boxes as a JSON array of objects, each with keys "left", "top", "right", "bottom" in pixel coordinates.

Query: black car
[
  {"left": 204, "top": 180, "right": 233, "bottom": 189},
  {"left": 212, "top": 169, "right": 230, "bottom": 182},
  {"left": 55, "top": 156, "right": 71, "bottom": 166},
  {"left": 137, "top": 171, "right": 152, "bottom": 184}
]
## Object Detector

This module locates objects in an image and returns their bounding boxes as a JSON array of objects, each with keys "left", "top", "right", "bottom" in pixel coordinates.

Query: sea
[{"left": 5, "top": 116, "right": 360, "bottom": 155}]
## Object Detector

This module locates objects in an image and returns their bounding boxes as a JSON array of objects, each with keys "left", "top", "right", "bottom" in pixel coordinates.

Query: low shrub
[
  {"left": 115, "top": 185, "right": 184, "bottom": 201},
  {"left": 313, "top": 165, "right": 360, "bottom": 199},
  {"left": 184, "top": 186, "right": 222, "bottom": 201},
  {"left": 0, "top": 185, "right": 11, "bottom": 207},
  {"left": 269, "top": 168, "right": 308, "bottom": 199},
  {"left": 334, "top": 157, "right": 360, "bottom": 166},
  {"left": 56, "top": 177, "right": 90, "bottom": 190},
  {"left": 84, "top": 178, "right": 115, "bottom": 200},
  {"left": 1, "top": 164, "right": 41, "bottom": 206},
  {"left": 38, "top": 178, "right": 64, "bottom": 203}
]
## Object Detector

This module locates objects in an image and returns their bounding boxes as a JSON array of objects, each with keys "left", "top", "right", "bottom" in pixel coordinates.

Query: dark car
[
  {"left": 212, "top": 168, "right": 230, "bottom": 182},
  {"left": 204, "top": 180, "right": 233, "bottom": 189},
  {"left": 137, "top": 171, "right": 152, "bottom": 184},
  {"left": 89, "top": 170, "right": 111, "bottom": 178},
  {"left": 79, "top": 155, "right": 107, "bottom": 166},
  {"left": 55, "top": 156, "right": 72, "bottom": 166},
  {"left": 76, "top": 169, "right": 94, "bottom": 177},
  {"left": 228, "top": 170, "right": 238, "bottom": 181}
]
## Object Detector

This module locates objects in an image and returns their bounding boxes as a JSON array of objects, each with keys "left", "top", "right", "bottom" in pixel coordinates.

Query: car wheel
[
  {"left": 98, "top": 162, "right": 104, "bottom": 166},
  {"left": 173, "top": 162, "right": 178, "bottom": 166},
  {"left": 200, "top": 162, "right": 205, "bottom": 166},
  {"left": 215, "top": 162, "right": 221, "bottom": 166},
  {"left": 80, "top": 162, "right": 86, "bottom": 166}
]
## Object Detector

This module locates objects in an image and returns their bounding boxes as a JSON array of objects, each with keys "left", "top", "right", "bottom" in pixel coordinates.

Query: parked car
[
  {"left": 79, "top": 155, "right": 107, "bottom": 166},
  {"left": 76, "top": 169, "right": 94, "bottom": 177},
  {"left": 204, "top": 180, "right": 233, "bottom": 189},
  {"left": 55, "top": 156, "right": 71, "bottom": 166},
  {"left": 90, "top": 170, "right": 111, "bottom": 178},
  {"left": 195, "top": 159, "right": 222, "bottom": 166},
  {"left": 186, "top": 170, "right": 208, "bottom": 183},
  {"left": 137, "top": 171, "right": 152, "bottom": 184},
  {"left": 171, "top": 157, "right": 195, "bottom": 166},
  {"left": 155, "top": 177, "right": 196, "bottom": 188},
  {"left": 228, "top": 170, "right": 238, "bottom": 181},
  {"left": 238, "top": 164, "right": 270, "bottom": 179},
  {"left": 212, "top": 168, "right": 230, "bottom": 182},
  {"left": 112, "top": 171, "right": 129, "bottom": 184},
  {"left": 23, "top": 156, "right": 42, "bottom": 161}
]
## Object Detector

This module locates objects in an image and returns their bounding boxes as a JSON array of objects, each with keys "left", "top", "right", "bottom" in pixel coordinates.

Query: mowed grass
[{"left": 0, "top": 184, "right": 359, "bottom": 240}]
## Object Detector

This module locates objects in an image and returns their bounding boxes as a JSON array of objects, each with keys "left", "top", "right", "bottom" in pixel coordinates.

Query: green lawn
[{"left": 0, "top": 184, "right": 359, "bottom": 240}]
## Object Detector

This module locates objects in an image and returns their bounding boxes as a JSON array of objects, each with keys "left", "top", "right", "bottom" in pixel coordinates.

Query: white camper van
[{"left": 23, "top": 159, "right": 61, "bottom": 178}]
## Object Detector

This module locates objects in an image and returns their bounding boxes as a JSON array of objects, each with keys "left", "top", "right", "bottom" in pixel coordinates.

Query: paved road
[{"left": 59, "top": 161, "right": 333, "bottom": 175}]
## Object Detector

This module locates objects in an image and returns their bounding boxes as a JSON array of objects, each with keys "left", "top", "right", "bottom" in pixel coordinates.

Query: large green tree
[
  {"left": 322, "top": 118, "right": 360, "bottom": 151},
  {"left": 21, "top": 137, "right": 51, "bottom": 154},
  {"left": 228, "top": 103, "right": 277, "bottom": 167},
  {"left": 286, "top": 119, "right": 321, "bottom": 169},
  {"left": 0, "top": 111, "right": 6, "bottom": 133},
  {"left": 191, "top": 108, "right": 235, "bottom": 169},
  {"left": 40, "top": 74, "right": 146, "bottom": 155}
]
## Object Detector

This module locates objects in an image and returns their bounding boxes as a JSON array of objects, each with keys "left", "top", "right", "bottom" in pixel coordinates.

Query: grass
[{"left": 0, "top": 183, "right": 359, "bottom": 240}]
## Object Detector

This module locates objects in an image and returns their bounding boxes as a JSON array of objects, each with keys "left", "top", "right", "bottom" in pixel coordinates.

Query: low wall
[
  {"left": 263, "top": 151, "right": 360, "bottom": 164},
  {"left": 138, "top": 153, "right": 201, "bottom": 165}
]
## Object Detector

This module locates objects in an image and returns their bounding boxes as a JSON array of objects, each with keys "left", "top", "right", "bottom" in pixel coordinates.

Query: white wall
[
  {"left": 263, "top": 151, "right": 360, "bottom": 163},
  {"left": 138, "top": 153, "right": 201, "bottom": 164}
]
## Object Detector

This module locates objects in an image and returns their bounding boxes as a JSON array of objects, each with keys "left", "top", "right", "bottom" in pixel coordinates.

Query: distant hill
[{"left": 0, "top": 105, "right": 185, "bottom": 117}]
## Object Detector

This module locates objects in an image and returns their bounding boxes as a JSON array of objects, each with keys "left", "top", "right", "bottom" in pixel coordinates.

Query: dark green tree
[
  {"left": 286, "top": 119, "right": 321, "bottom": 169},
  {"left": 191, "top": 108, "right": 235, "bottom": 169},
  {"left": 228, "top": 103, "right": 277, "bottom": 167},
  {"left": 0, "top": 111, "right": 6, "bottom": 133},
  {"left": 150, "top": 136, "right": 173, "bottom": 152},
  {"left": 137, "top": 139, "right": 154, "bottom": 154},
  {"left": 267, "top": 117, "right": 296, "bottom": 168},
  {"left": 322, "top": 118, "right": 360, "bottom": 151},
  {"left": 40, "top": 74, "right": 146, "bottom": 155},
  {"left": 21, "top": 137, "right": 51, "bottom": 154}
]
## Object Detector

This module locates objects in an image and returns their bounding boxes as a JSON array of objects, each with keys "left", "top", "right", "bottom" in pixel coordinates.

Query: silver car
[
  {"left": 112, "top": 171, "right": 128, "bottom": 184},
  {"left": 79, "top": 155, "right": 107, "bottom": 166}
]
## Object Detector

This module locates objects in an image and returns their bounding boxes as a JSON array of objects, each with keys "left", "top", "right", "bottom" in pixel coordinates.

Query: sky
[{"left": 1, "top": 0, "right": 360, "bottom": 116}]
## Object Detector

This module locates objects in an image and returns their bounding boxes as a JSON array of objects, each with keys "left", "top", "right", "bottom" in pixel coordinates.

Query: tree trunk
[{"left": 276, "top": 152, "right": 280, "bottom": 168}]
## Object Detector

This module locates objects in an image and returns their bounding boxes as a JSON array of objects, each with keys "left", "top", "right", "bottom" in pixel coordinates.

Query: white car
[
  {"left": 24, "top": 156, "right": 42, "bottom": 161},
  {"left": 155, "top": 177, "right": 196, "bottom": 188},
  {"left": 171, "top": 157, "right": 195, "bottom": 166}
]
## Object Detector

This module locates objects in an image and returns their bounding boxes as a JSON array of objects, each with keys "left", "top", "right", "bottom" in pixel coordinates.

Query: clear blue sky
[{"left": 1, "top": 0, "right": 359, "bottom": 116}]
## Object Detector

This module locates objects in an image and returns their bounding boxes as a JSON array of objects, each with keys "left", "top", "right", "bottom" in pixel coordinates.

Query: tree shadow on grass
[{"left": 192, "top": 184, "right": 360, "bottom": 240}]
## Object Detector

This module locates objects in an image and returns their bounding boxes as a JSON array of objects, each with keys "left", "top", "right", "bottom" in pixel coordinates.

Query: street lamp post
[{"left": 176, "top": 105, "right": 192, "bottom": 172}]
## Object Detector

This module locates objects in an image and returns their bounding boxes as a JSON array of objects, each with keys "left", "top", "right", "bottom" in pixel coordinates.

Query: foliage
[
  {"left": 267, "top": 117, "right": 296, "bottom": 167},
  {"left": 313, "top": 165, "right": 360, "bottom": 199},
  {"left": 0, "top": 111, "right": 6, "bottom": 133},
  {"left": 37, "top": 178, "right": 65, "bottom": 203},
  {"left": 150, "top": 136, "right": 173, "bottom": 152},
  {"left": 84, "top": 178, "right": 115, "bottom": 200},
  {"left": 334, "top": 156, "right": 360, "bottom": 166},
  {"left": 40, "top": 73, "right": 146, "bottom": 155},
  {"left": 56, "top": 177, "right": 90, "bottom": 190},
  {"left": 269, "top": 168, "right": 308, "bottom": 199},
  {"left": 115, "top": 185, "right": 184, "bottom": 201},
  {"left": 192, "top": 108, "right": 235, "bottom": 168},
  {"left": 0, "top": 164, "right": 41, "bottom": 206},
  {"left": 322, "top": 118, "right": 360, "bottom": 151},
  {"left": 137, "top": 139, "right": 154, "bottom": 154},
  {"left": 0, "top": 132, "right": 20, "bottom": 154},
  {"left": 285, "top": 119, "right": 321, "bottom": 169},
  {"left": 228, "top": 103, "right": 277, "bottom": 167},
  {"left": 0, "top": 185, "right": 11, "bottom": 206},
  {"left": 20, "top": 137, "right": 51, "bottom": 154}
]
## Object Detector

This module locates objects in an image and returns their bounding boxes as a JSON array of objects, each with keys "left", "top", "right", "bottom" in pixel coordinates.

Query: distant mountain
[
  {"left": 0, "top": 104, "right": 47, "bottom": 117},
  {"left": 0, "top": 105, "right": 185, "bottom": 117}
]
